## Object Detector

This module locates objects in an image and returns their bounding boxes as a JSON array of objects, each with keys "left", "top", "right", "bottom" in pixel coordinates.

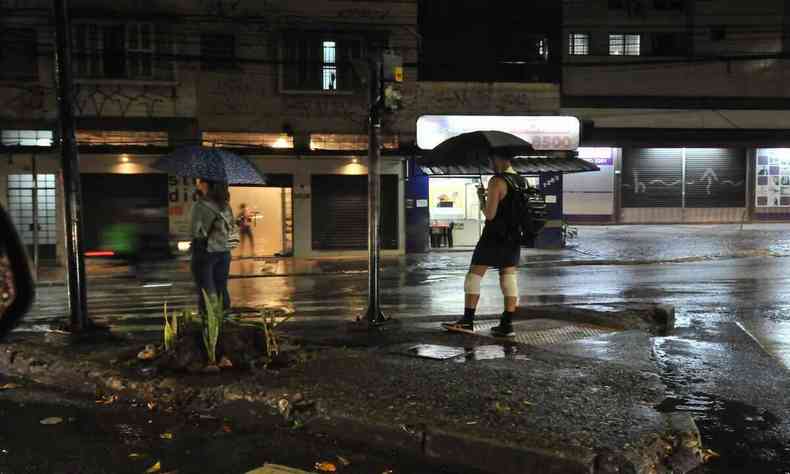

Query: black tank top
[{"left": 481, "top": 172, "right": 525, "bottom": 241}]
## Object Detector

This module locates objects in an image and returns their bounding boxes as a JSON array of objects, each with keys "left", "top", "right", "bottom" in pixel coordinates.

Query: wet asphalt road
[{"left": 19, "top": 251, "right": 790, "bottom": 472}]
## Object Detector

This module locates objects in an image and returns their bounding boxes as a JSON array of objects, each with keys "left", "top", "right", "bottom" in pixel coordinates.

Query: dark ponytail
[{"left": 204, "top": 180, "right": 230, "bottom": 207}]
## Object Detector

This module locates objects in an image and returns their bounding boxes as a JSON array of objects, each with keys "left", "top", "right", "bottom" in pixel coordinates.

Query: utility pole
[
  {"left": 362, "top": 56, "right": 387, "bottom": 327},
  {"left": 53, "top": 0, "right": 90, "bottom": 332}
]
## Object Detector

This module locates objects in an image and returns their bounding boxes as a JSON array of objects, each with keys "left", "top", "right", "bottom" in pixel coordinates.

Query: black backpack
[{"left": 499, "top": 174, "right": 549, "bottom": 246}]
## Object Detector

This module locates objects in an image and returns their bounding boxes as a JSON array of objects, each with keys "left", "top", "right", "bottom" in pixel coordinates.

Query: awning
[{"left": 419, "top": 153, "right": 600, "bottom": 176}]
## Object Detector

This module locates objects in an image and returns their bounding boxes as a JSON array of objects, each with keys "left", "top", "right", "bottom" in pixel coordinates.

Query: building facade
[
  {"left": 1, "top": 0, "right": 568, "bottom": 264},
  {"left": 563, "top": 0, "right": 790, "bottom": 223}
]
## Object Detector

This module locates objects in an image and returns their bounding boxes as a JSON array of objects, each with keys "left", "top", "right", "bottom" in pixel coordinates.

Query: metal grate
[{"left": 474, "top": 320, "right": 616, "bottom": 346}]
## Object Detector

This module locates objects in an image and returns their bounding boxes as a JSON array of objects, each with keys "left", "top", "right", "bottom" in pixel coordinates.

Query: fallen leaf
[
  {"left": 336, "top": 455, "right": 351, "bottom": 467},
  {"left": 702, "top": 448, "right": 720, "bottom": 463},
  {"left": 0, "top": 383, "right": 20, "bottom": 390},
  {"left": 314, "top": 461, "right": 337, "bottom": 472},
  {"left": 128, "top": 453, "right": 147, "bottom": 459},
  {"left": 145, "top": 461, "right": 161, "bottom": 473},
  {"left": 160, "top": 433, "right": 174, "bottom": 440},
  {"left": 40, "top": 417, "right": 63, "bottom": 425},
  {"left": 522, "top": 400, "right": 534, "bottom": 406},
  {"left": 147, "top": 402, "right": 157, "bottom": 411},
  {"left": 96, "top": 395, "right": 118, "bottom": 405}
]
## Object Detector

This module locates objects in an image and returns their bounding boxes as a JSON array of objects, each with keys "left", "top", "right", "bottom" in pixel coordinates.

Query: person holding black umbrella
[
  {"left": 442, "top": 154, "right": 525, "bottom": 337},
  {"left": 191, "top": 178, "right": 235, "bottom": 315}
]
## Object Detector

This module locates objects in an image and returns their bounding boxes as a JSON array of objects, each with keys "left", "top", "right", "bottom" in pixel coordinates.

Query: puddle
[
  {"left": 393, "top": 344, "right": 521, "bottom": 362},
  {"left": 453, "top": 344, "right": 518, "bottom": 362},
  {"left": 656, "top": 393, "right": 790, "bottom": 473}
]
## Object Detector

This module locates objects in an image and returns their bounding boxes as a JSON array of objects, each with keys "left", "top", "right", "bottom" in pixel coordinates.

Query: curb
[
  {"left": 0, "top": 335, "right": 703, "bottom": 474},
  {"left": 308, "top": 412, "right": 596, "bottom": 474}
]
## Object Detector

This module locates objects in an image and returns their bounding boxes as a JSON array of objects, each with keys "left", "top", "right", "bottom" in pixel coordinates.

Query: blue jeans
[{"left": 191, "top": 251, "right": 231, "bottom": 315}]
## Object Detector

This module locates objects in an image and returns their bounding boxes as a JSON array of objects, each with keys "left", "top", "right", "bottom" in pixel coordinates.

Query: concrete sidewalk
[{"left": 0, "top": 303, "right": 707, "bottom": 473}]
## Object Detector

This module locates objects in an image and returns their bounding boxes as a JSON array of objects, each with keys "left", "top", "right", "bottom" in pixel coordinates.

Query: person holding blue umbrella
[
  {"left": 191, "top": 178, "right": 235, "bottom": 316},
  {"left": 153, "top": 146, "right": 264, "bottom": 316}
]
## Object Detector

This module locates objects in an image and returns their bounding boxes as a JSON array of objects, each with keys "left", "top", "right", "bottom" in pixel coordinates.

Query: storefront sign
[
  {"left": 578, "top": 147, "right": 614, "bottom": 166},
  {"left": 756, "top": 149, "right": 790, "bottom": 207},
  {"left": 168, "top": 176, "right": 197, "bottom": 236},
  {"left": 416, "top": 115, "right": 581, "bottom": 151}
]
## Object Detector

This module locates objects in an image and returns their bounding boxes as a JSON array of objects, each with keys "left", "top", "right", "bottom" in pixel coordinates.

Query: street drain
[{"left": 474, "top": 319, "right": 616, "bottom": 346}]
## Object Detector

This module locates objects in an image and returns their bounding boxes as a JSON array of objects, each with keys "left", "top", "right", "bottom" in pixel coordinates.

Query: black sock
[
  {"left": 501, "top": 311, "right": 514, "bottom": 325},
  {"left": 463, "top": 307, "right": 476, "bottom": 321}
]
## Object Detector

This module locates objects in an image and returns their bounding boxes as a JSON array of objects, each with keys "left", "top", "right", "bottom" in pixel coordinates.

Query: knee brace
[
  {"left": 499, "top": 273, "right": 518, "bottom": 297},
  {"left": 464, "top": 273, "right": 483, "bottom": 295}
]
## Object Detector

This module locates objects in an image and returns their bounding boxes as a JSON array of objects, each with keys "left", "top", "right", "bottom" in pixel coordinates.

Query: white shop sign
[{"left": 416, "top": 115, "right": 581, "bottom": 151}]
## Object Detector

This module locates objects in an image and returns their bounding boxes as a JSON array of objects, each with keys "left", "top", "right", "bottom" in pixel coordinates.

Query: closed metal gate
[
  {"left": 311, "top": 175, "right": 398, "bottom": 250},
  {"left": 622, "top": 148, "right": 683, "bottom": 208},
  {"left": 684, "top": 148, "right": 746, "bottom": 208}
]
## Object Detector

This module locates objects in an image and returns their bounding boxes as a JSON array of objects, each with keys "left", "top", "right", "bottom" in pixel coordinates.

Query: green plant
[
  {"left": 261, "top": 310, "right": 294, "bottom": 358},
  {"left": 202, "top": 290, "right": 224, "bottom": 365},
  {"left": 162, "top": 302, "right": 180, "bottom": 352}
]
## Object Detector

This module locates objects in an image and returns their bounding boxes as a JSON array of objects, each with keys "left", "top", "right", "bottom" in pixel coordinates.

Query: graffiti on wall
[
  {"left": 73, "top": 84, "right": 173, "bottom": 118},
  {"left": 0, "top": 84, "right": 51, "bottom": 118}
]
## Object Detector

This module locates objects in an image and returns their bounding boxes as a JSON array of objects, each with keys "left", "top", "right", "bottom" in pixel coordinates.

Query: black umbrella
[
  {"left": 420, "top": 130, "right": 537, "bottom": 175},
  {"left": 152, "top": 146, "right": 266, "bottom": 185}
]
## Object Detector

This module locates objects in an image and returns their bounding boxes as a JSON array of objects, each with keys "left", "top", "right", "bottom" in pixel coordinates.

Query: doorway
[
  {"left": 229, "top": 184, "right": 293, "bottom": 258},
  {"left": 6, "top": 174, "right": 58, "bottom": 260}
]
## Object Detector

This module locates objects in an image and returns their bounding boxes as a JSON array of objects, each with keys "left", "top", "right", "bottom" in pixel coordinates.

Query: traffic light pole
[
  {"left": 53, "top": 0, "right": 90, "bottom": 332},
  {"left": 358, "top": 57, "right": 396, "bottom": 329}
]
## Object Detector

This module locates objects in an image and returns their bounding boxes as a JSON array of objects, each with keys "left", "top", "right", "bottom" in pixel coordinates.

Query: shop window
[
  {"left": 202, "top": 132, "right": 293, "bottom": 149},
  {"left": 201, "top": 34, "right": 236, "bottom": 71},
  {"left": 281, "top": 33, "right": 362, "bottom": 92},
  {"left": 0, "top": 28, "right": 38, "bottom": 81},
  {"left": 72, "top": 22, "right": 174, "bottom": 80},
  {"left": 1, "top": 130, "right": 53, "bottom": 146},
  {"left": 609, "top": 34, "right": 641, "bottom": 56},
  {"left": 76, "top": 130, "right": 168, "bottom": 146},
  {"left": 568, "top": 33, "right": 590, "bottom": 56},
  {"left": 309, "top": 134, "right": 399, "bottom": 151}
]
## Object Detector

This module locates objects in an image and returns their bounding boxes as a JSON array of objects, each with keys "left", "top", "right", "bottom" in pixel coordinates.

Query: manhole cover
[{"left": 474, "top": 319, "right": 616, "bottom": 346}]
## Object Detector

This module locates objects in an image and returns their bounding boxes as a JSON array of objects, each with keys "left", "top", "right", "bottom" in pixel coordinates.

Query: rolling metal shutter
[
  {"left": 311, "top": 175, "right": 399, "bottom": 250},
  {"left": 622, "top": 148, "right": 683, "bottom": 208},
  {"left": 684, "top": 148, "right": 746, "bottom": 208}
]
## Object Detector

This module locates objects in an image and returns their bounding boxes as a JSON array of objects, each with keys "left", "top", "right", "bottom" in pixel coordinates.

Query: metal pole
[
  {"left": 53, "top": 0, "right": 89, "bottom": 332},
  {"left": 363, "top": 57, "right": 387, "bottom": 326},
  {"left": 31, "top": 155, "right": 39, "bottom": 278}
]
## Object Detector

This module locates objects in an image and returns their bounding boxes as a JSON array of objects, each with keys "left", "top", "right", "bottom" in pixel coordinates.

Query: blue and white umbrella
[{"left": 152, "top": 146, "right": 266, "bottom": 185}]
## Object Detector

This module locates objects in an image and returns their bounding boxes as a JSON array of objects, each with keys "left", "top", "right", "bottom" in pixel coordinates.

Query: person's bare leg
[
  {"left": 465, "top": 265, "right": 488, "bottom": 310},
  {"left": 491, "top": 267, "right": 518, "bottom": 337},
  {"left": 500, "top": 267, "right": 518, "bottom": 312},
  {"left": 443, "top": 265, "right": 487, "bottom": 331}
]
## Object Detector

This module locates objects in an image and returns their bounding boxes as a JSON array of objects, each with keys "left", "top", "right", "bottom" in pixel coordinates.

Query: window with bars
[
  {"left": 568, "top": 33, "right": 590, "bottom": 56},
  {"left": 1, "top": 130, "right": 53, "bottom": 147},
  {"left": 282, "top": 33, "right": 362, "bottom": 92},
  {"left": 201, "top": 34, "right": 236, "bottom": 71},
  {"left": 7, "top": 174, "right": 58, "bottom": 247},
  {"left": 609, "top": 34, "right": 641, "bottom": 56},
  {"left": 0, "top": 28, "right": 38, "bottom": 81},
  {"left": 72, "top": 22, "right": 173, "bottom": 80}
]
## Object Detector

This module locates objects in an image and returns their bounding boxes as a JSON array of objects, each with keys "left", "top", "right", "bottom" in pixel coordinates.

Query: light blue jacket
[{"left": 190, "top": 198, "right": 234, "bottom": 252}]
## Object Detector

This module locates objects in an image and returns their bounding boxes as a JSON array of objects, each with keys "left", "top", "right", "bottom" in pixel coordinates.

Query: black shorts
[{"left": 470, "top": 231, "right": 521, "bottom": 268}]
